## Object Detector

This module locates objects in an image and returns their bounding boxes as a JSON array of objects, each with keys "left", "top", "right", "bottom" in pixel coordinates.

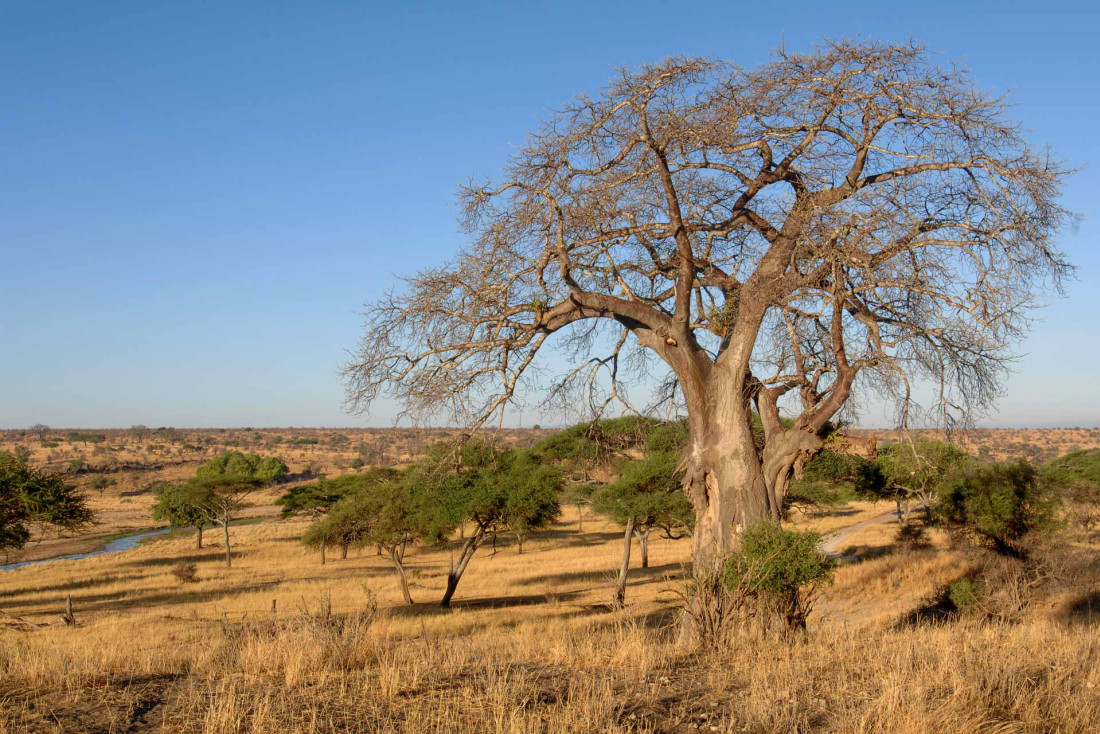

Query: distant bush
[
  {"left": 172, "top": 562, "right": 199, "bottom": 584},
  {"left": 1041, "top": 449, "right": 1100, "bottom": 530},
  {"left": 87, "top": 475, "right": 117, "bottom": 494},
  {"left": 196, "top": 451, "right": 289, "bottom": 484}
]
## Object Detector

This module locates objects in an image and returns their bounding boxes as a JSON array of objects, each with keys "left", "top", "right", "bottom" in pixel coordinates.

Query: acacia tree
[
  {"left": 415, "top": 442, "right": 560, "bottom": 607},
  {"left": 1, "top": 451, "right": 93, "bottom": 557},
  {"left": 278, "top": 469, "right": 398, "bottom": 563},
  {"left": 151, "top": 481, "right": 210, "bottom": 548},
  {"left": 875, "top": 439, "right": 971, "bottom": 523},
  {"left": 359, "top": 480, "right": 425, "bottom": 604},
  {"left": 592, "top": 452, "right": 693, "bottom": 605},
  {"left": 186, "top": 477, "right": 258, "bottom": 569},
  {"left": 344, "top": 41, "right": 1071, "bottom": 569}
]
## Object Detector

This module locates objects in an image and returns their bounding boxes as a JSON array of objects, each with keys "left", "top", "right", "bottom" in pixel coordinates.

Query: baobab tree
[{"left": 344, "top": 40, "right": 1072, "bottom": 570}]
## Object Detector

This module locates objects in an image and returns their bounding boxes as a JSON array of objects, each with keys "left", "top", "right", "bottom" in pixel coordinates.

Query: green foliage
[
  {"left": 946, "top": 577, "right": 983, "bottom": 611},
  {"left": 276, "top": 468, "right": 399, "bottom": 518},
  {"left": 1041, "top": 449, "right": 1100, "bottom": 504},
  {"left": 532, "top": 416, "right": 662, "bottom": 466},
  {"left": 643, "top": 419, "right": 689, "bottom": 454},
  {"left": 195, "top": 451, "right": 289, "bottom": 484},
  {"left": 936, "top": 460, "right": 1059, "bottom": 555},
  {"left": 413, "top": 442, "right": 561, "bottom": 542},
  {"left": 531, "top": 430, "right": 600, "bottom": 464},
  {"left": 560, "top": 482, "right": 594, "bottom": 508},
  {"left": 875, "top": 439, "right": 972, "bottom": 500},
  {"left": 723, "top": 521, "right": 834, "bottom": 598},
  {"left": 0, "top": 451, "right": 94, "bottom": 553},
  {"left": 784, "top": 449, "right": 867, "bottom": 514},
  {"left": 67, "top": 459, "right": 85, "bottom": 473},
  {"left": 150, "top": 481, "right": 209, "bottom": 530},
  {"left": 591, "top": 452, "right": 692, "bottom": 533},
  {"left": 87, "top": 475, "right": 117, "bottom": 493}
]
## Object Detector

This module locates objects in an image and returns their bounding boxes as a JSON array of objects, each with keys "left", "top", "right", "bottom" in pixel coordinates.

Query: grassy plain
[{"left": 1, "top": 427, "right": 1099, "bottom": 732}]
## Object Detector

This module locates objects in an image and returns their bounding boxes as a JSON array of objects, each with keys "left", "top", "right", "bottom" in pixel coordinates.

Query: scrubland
[
  {"left": 2, "top": 499, "right": 1098, "bottom": 733},
  {"left": 2, "top": 428, "right": 1099, "bottom": 732}
]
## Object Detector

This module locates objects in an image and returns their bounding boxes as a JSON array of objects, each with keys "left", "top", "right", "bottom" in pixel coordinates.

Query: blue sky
[{"left": 1, "top": 0, "right": 1097, "bottom": 429}]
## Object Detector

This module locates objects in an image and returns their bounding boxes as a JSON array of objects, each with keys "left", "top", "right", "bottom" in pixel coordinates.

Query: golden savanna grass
[
  {"left": 2, "top": 498, "right": 1099, "bottom": 733},
  {"left": 2, "top": 428, "right": 1099, "bottom": 732}
]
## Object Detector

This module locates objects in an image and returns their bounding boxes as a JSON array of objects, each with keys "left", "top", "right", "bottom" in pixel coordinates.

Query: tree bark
[
  {"left": 440, "top": 526, "right": 486, "bottom": 608},
  {"left": 390, "top": 542, "right": 414, "bottom": 605},
  {"left": 341, "top": 543, "right": 349, "bottom": 560},
  {"left": 222, "top": 521, "right": 232, "bottom": 569},
  {"left": 321, "top": 542, "right": 326, "bottom": 566},
  {"left": 195, "top": 525, "right": 203, "bottom": 549},
  {"left": 515, "top": 531, "right": 523, "bottom": 554},
  {"left": 681, "top": 361, "right": 824, "bottom": 572},
  {"left": 636, "top": 526, "right": 650, "bottom": 569},
  {"left": 614, "top": 516, "right": 636, "bottom": 607}
]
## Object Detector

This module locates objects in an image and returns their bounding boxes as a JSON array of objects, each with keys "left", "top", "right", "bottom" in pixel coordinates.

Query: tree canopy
[
  {"left": 151, "top": 480, "right": 210, "bottom": 548},
  {"left": 0, "top": 451, "right": 93, "bottom": 555},
  {"left": 196, "top": 451, "right": 288, "bottom": 484},
  {"left": 276, "top": 468, "right": 399, "bottom": 518},
  {"left": 343, "top": 40, "right": 1071, "bottom": 567},
  {"left": 412, "top": 441, "right": 561, "bottom": 606}
]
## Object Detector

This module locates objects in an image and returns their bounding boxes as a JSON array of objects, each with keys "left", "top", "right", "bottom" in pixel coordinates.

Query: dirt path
[{"left": 818, "top": 505, "right": 905, "bottom": 556}]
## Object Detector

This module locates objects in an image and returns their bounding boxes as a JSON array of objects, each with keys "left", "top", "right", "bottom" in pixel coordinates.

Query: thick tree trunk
[
  {"left": 636, "top": 526, "right": 650, "bottom": 569},
  {"left": 682, "top": 369, "right": 820, "bottom": 572},
  {"left": 195, "top": 525, "right": 203, "bottom": 549},
  {"left": 390, "top": 542, "right": 413, "bottom": 605},
  {"left": 614, "top": 516, "right": 636, "bottom": 607},
  {"left": 223, "top": 522, "right": 232, "bottom": 569},
  {"left": 684, "top": 419, "right": 774, "bottom": 570},
  {"left": 440, "top": 526, "right": 486, "bottom": 608},
  {"left": 515, "top": 532, "right": 523, "bottom": 554}
]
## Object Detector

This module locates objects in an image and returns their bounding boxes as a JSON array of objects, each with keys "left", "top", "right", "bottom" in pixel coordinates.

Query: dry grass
[
  {"left": 2, "top": 427, "right": 1099, "bottom": 731},
  {"left": 1, "top": 500, "right": 1098, "bottom": 733}
]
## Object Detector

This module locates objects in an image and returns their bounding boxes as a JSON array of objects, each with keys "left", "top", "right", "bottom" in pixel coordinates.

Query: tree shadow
[
  {"left": 516, "top": 561, "right": 684, "bottom": 589},
  {"left": 894, "top": 590, "right": 957, "bottom": 627},
  {"left": 121, "top": 551, "right": 223, "bottom": 568},
  {"left": 1062, "top": 591, "right": 1100, "bottom": 625},
  {"left": 386, "top": 590, "right": 586, "bottom": 617},
  {"left": 2, "top": 580, "right": 285, "bottom": 614},
  {"left": 833, "top": 544, "right": 897, "bottom": 564}
]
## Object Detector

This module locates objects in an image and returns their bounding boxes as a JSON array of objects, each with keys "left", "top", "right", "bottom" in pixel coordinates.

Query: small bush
[
  {"left": 172, "top": 562, "right": 199, "bottom": 584},
  {"left": 946, "top": 577, "right": 983, "bottom": 612},
  {"left": 722, "top": 521, "right": 835, "bottom": 632}
]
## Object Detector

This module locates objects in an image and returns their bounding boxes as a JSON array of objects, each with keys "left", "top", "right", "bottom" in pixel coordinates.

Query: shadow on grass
[
  {"left": 384, "top": 590, "right": 588, "bottom": 618},
  {"left": 1063, "top": 591, "right": 1100, "bottom": 625},
  {"left": 516, "top": 561, "right": 684, "bottom": 589},
  {"left": 2, "top": 580, "right": 286, "bottom": 614}
]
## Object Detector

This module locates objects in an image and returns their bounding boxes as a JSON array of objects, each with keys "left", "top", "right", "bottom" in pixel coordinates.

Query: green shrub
[
  {"left": 946, "top": 577, "right": 983, "bottom": 612},
  {"left": 936, "top": 461, "right": 1058, "bottom": 556},
  {"left": 722, "top": 521, "right": 834, "bottom": 631}
]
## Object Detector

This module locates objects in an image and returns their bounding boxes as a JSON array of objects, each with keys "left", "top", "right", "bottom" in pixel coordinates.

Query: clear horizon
[{"left": 3, "top": 1, "right": 1098, "bottom": 430}]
